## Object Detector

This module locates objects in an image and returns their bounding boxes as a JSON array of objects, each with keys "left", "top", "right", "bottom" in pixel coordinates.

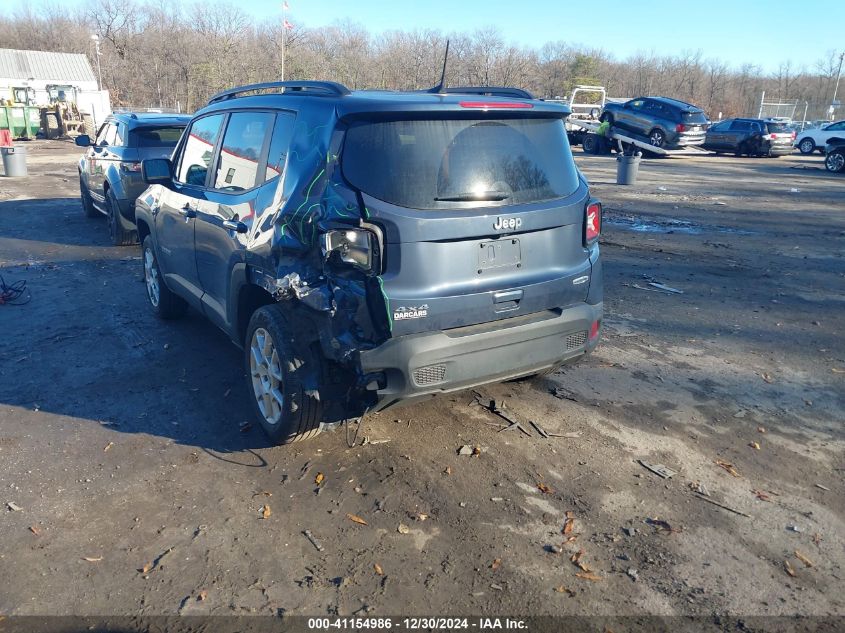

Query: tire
[
  {"left": 244, "top": 305, "right": 323, "bottom": 444},
  {"left": 81, "top": 114, "right": 95, "bottom": 137},
  {"left": 142, "top": 235, "right": 187, "bottom": 320},
  {"left": 79, "top": 176, "right": 99, "bottom": 218},
  {"left": 825, "top": 150, "right": 845, "bottom": 173},
  {"left": 106, "top": 188, "right": 135, "bottom": 246},
  {"left": 45, "top": 112, "right": 59, "bottom": 139},
  {"left": 582, "top": 134, "right": 598, "bottom": 154},
  {"left": 648, "top": 129, "right": 666, "bottom": 148},
  {"left": 797, "top": 138, "right": 815, "bottom": 154}
]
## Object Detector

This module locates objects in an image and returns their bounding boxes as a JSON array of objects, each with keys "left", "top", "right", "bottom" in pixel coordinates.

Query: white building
[{"left": 0, "top": 48, "right": 111, "bottom": 127}]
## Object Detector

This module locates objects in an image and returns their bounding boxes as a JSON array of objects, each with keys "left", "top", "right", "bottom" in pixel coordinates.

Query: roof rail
[
  {"left": 208, "top": 81, "right": 351, "bottom": 104},
  {"left": 442, "top": 86, "right": 535, "bottom": 100}
]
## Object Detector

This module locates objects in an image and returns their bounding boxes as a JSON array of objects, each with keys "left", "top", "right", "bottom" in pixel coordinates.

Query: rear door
[
  {"left": 154, "top": 113, "right": 225, "bottom": 307},
  {"left": 341, "top": 114, "right": 593, "bottom": 337},
  {"left": 194, "top": 110, "right": 291, "bottom": 332}
]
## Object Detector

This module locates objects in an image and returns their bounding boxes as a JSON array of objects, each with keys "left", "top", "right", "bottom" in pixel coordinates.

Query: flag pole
[{"left": 281, "top": 2, "right": 286, "bottom": 82}]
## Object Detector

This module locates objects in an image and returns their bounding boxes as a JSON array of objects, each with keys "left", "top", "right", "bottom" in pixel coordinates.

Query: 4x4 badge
[
  {"left": 493, "top": 216, "right": 522, "bottom": 231},
  {"left": 393, "top": 305, "right": 429, "bottom": 321}
]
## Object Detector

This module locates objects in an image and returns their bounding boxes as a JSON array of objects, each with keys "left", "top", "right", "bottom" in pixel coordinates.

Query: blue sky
[{"left": 6, "top": 0, "right": 844, "bottom": 73}]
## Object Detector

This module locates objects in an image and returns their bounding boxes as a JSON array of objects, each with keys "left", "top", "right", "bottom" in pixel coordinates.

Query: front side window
[
  {"left": 176, "top": 114, "right": 224, "bottom": 186},
  {"left": 827, "top": 122, "right": 845, "bottom": 131},
  {"left": 629, "top": 99, "right": 645, "bottom": 109},
  {"left": 213, "top": 112, "right": 274, "bottom": 191},
  {"left": 95, "top": 122, "right": 112, "bottom": 146},
  {"left": 343, "top": 117, "right": 579, "bottom": 210},
  {"left": 729, "top": 121, "right": 751, "bottom": 132}
]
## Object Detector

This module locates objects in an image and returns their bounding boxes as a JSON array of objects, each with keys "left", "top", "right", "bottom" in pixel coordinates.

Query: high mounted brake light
[
  {"left": 584, "top": 200, "right": 601, "bottom": 246},
  {"left": 459, "top": 101, "right": 534, "bottom": 109}
]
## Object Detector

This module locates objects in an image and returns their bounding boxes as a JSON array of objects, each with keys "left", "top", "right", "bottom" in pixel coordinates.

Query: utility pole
[
  {"left": 831, "top": 51, "right": 844, "bottom": 121},
  {"left": 91, "top": 34, "right": 103, "bottom": 91}
]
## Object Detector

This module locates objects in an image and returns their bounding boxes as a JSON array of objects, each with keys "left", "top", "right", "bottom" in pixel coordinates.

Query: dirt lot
[{"left": 1, "top": 140, "right": 843, "bottom": 627}]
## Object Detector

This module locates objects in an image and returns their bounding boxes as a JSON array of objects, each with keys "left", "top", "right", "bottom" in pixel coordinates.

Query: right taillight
[{"left": 584, "top": 200, "right": 602, "bottom": 246}]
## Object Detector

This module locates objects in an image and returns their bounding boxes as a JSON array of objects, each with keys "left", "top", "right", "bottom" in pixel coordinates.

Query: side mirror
[
  {"left": 75, "top": 134, "right": 92, "bottom": 147},
  {"left": 141, "top": 158, "right": 173, "bottom": 185}
]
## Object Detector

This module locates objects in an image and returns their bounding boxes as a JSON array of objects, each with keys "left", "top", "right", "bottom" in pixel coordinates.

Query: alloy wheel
[
  {"left": 143, "top": 247, "right": 160, "bottom": 307},
  {"left": 826, "top": 152, "right": 845, "bottom": 173},
  {"left": 249, "top": 327, "right": 285, "bottom": 426},
  {"left": 650, "top": 130, "right": 665, "bottom": 147}
]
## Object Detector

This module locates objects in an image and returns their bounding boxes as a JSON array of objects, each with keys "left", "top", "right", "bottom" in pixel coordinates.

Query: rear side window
[
  {"left": 132, "top": 126, "right": 185, "bottom": 147},
  {"left": 342, "top": 118, "right": 579, "bottom": 210},
  {"left": 177, "top": 114, "right": 224, "bottom": 186},
  {"left": 213, "top": 112, "right": 274, "bottom": 191},
  {"left": 264, "top": 112, "right": 296, "bottom": 182}
]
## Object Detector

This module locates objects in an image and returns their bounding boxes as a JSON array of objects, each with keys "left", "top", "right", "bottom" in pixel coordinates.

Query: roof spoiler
[
  {"left": 208, "top": 81, "right": 350, "bottom": 104},
  {"left": 441, "top": 86, "right": 535, "bottom": 100}
]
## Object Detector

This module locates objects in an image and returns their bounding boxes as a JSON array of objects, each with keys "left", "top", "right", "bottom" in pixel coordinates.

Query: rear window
[
  {"left": 680, "top": 110, "right": 708, "bottom": 125},
  {"left": 342, "top": 118, "right": 579, "bottom": 210},
  {"left": 131, "top": 126, "right": 185, "bottom": 147},
  {"left": 765, "top": 122, "right": 790, "bottom": 133}
]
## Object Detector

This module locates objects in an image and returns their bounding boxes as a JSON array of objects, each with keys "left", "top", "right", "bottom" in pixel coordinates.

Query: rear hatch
[
  {"left": 341, "top": 112, "right": 593, "bottom": 337},
  {"left": 677, "top": 109, "right": 709, "bottom": 144},
  {"left": 764, "top": 121, "right": 795, "bottom": 148},
  {"left": 123, "top": 125, "right": 186, "bottom": 198}
]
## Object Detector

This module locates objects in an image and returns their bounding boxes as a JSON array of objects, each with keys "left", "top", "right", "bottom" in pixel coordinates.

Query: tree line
[{"left": 2, "top": 0, "right": 841, "bottom": 120}]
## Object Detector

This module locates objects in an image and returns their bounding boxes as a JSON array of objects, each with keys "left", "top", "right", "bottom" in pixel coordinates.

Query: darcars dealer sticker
[{"left": 393, "top": 305, "right": 429, "bottom": 321}]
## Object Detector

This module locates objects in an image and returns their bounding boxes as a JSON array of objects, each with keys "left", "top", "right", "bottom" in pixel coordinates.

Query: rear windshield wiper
[{"left": 434, "top": 191, "right": 511, "bottom": 202}]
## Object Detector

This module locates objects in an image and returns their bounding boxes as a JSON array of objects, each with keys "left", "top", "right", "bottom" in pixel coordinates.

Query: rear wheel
[
  {"left": 648, "top": 129, "right": 666, "bottom": 148},
  {"left": 582, "top": 134, "right": 599, "bottom": 154},
  {"left": 245, "top": 305, "right": 323, "bottom": 444},
  {"left": 825, "top": 150, "right": 845, "bottom": 173},
  {"left": 142, "top": 235, "right": 187, "bottom": 320},
  {"left": 79, "top": 176, "right": 99, "bottom": 218},
  {"left": 106, "top": 188, "right": 135, "bottom": 246},
  {"left": 798, "top": 138, "right": 815, "bottom": 154}
]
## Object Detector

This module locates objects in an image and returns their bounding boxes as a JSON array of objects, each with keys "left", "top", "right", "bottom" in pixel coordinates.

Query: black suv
[
  {"left": 600, "top": 97, "right": 709, "bottom": 148},
  {"left": 77, "top": 112, "right": 191, "bottom": 245},
  {"left": 703, "top": 118, "right": 795, "bottom": 157},
  {"left": 135, "top": 81, "right": 603, "bottom": 444}
]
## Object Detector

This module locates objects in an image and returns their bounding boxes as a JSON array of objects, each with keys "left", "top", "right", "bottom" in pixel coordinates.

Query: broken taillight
[
  {"left": 584, "top": 200, "right": 601, "bottom": 246},
  {"left": 589, "top": 320, "right": 600, "bottom": 341}
]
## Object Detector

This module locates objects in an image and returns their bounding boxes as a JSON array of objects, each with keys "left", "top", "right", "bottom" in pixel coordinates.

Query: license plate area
[{"left": 478, "top": 237, "right": 521, "bottom": 274}]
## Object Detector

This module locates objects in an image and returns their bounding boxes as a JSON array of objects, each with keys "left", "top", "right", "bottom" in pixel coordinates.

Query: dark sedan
[
  {"left": 703, "top": 118, "right": 795, "bottom": 157},
  {"left": 77, "top": 112, "right": 190, "bottom": 245}
]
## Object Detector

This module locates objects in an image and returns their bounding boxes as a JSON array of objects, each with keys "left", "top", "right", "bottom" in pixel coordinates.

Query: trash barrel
[
  {"left": 616, "top": 153, "right": 641, "bottom": 185},
  {"left": 1, "top": 145, "right": 27, "bottom": 177}
]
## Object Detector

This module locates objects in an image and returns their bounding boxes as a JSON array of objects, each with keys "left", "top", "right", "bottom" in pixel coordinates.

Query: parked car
[
  {"left": 135, "top": 81, "right": 603, "bottom": 444},
  {"left": 795, "top": 120, "right": 845, "bottom": 154},
  {"left": 824, "top": 137, "right": 845, "bottom": 173},
  {"left": 599, "top": 96, "right": 709, "bottom": 148},
  {"left": 702, "top": 118, "right": 795, "bottom": 157},
  {"left": 77, "top": 112, "right": 191, "bottom": 245}
]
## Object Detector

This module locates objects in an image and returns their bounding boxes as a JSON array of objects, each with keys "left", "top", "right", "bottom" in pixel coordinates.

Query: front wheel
[
  {"left": 826, "top": 150, "right": 845, "bottom": 173},
  {"left": 797, "top": 138, "right": 815, "bottom": 154},
  {"left": 245, "top": 305, "right": 323, "bottom": 444},
  {"left": 80, "top": 177, "right": 98, "bottom": 218},
  {"left": 142, "top": 236, "right": 187, "bottom": 320}
]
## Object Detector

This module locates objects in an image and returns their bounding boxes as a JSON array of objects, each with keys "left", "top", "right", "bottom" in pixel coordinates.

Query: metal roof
[{"left": 0, "top": 48, "right": 97, "bottom": 84}]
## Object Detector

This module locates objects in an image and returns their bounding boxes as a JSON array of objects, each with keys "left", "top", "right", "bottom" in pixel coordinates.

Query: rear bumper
[
  {"left": 359, "top": 302, "right": 603, "bottom": 410},
  {"left": 672, "top": 133, "right": 706, "bottom": 147}
]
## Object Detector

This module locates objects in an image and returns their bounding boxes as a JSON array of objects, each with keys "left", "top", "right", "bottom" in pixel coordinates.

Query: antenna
[{"left": 429, "top": 39, "right": 451, "bottom": 94}]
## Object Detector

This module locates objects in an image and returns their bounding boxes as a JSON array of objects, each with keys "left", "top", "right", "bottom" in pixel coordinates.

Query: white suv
[{"left": 795, "top": 120, "right": 845, "bottom": 154}]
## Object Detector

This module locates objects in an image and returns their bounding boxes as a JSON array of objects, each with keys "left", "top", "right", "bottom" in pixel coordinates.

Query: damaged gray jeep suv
[{"left": 135, "top": 80, "right": 603, "bottom": 444}]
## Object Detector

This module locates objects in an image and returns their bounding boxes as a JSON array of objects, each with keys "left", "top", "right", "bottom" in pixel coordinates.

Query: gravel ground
[{"left": 0, "top": 140, "right": 843, "bottom": 629}]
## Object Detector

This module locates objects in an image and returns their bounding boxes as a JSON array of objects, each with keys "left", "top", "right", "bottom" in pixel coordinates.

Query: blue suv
[{"left": 135, "top": 81, "right": 603, "bottom": 444}]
